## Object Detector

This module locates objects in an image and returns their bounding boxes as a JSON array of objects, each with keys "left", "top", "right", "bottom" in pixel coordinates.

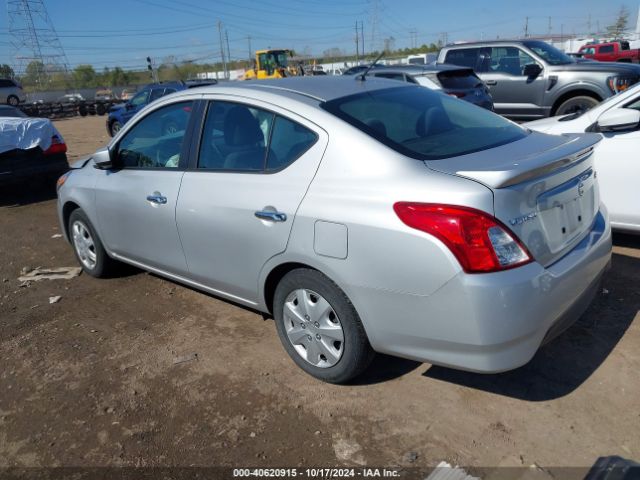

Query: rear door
[
  {"left": 176, "top": 98, "right": 327, "bottom": 302},
  {"left": 95, "top": 99, "right": 196, "bottom": 274},
  {"left": 477, "top": 46, "right": 546, "bottom": 118}
]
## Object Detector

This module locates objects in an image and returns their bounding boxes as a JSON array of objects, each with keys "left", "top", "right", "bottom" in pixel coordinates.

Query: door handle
[
  {"left": 146, "top": 193, "right": 167, "bottom": 205},
  {"left": 255, "top": 210, "right": 287, "bottom": 222},
  {"left": 485, "top": 80, "right": 497, "bottom": 86}
]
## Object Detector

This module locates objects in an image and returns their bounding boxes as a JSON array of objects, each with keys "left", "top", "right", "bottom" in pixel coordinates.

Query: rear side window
[
  {"left": 599, "top": 45, "right": 614, "bottom": 53},
  {"left": 198, "top": 101, "right": 316, "bottom": 172},
  {"left": 444, "top": 48, "right": 480, "bottom": 69},
  {"left": 0, "top": 79, "right": 14, "bottom": 88},
  {"left": 322, "top": 86, "right": 527, "bottom": 160},
  {"left": 437, "top": 70, "right": 482, "bottom": 89},
  {"left": 266, "top": 116, "right": 317, "bottom": 171}
]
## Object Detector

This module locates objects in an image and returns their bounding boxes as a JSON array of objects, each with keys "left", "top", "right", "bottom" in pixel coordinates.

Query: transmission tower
[{"left": 7, "top": 0, "right": 71, "bottom": 88}]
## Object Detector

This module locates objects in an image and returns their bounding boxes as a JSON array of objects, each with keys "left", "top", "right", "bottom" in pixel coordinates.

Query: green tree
[
  {"left": 606, "top": 5, "right": 630, "bottom": 38},
  {"left": 0, "top": 64, "right": 15, "bottom": 79},
  {"left": 73, "top": 64, "right": 97, "bottom": 88},
  {"left": 22, "top": 61, "right": 46, "bottom": 88},
  {"left": 109, "top": 67, "right": 131, "bottom": 86}
]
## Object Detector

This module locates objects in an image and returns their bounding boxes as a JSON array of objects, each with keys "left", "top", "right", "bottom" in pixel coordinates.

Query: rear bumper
[
  {"left": 0, "top": 152, "right": 68, "bottom": 187},
  {"left": 353, "top": 207, "right": 612, "bottom": 373}
]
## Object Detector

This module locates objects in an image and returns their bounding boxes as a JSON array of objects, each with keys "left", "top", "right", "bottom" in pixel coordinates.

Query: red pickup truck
[{"left": 578, "top": 41, "right": 640, "bottom": 63}]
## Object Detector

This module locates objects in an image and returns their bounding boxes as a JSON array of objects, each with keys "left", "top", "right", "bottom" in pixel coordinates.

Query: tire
[
  {"left": 554, "top": 95, "right": 599, "bottom": 116},
  {"left": 7, "top": 95, "right": 19, "bottom": 106},
  {"left": 273, "top": 268, "right": 374, "bottom": 384},
  {"left": 68, "top": 209, "right": 119, "bottom": 278},
  {"left": 96, "top": 103, "right": 106, "bottom": 116},
  {"left": 109, "top": 120, "right": 122, "bottom": 137}
]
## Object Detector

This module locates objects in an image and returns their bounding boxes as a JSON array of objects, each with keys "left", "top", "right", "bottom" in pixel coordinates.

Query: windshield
[
  {"left": 523, "top": 40, "right": 574, "bottom": 65},
  {"left": 266, "top": 51, "right": 289, "bottom": 68},
  {"left": 322, "top": 86, "right": 527, "bottom": 160}
]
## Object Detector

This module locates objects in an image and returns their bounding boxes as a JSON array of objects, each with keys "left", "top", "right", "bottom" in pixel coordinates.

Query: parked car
[
  {"left": 0, "top": 105, "right": 27, "bottom": 118},
  {"left": 0, "top": 78, "right": 26, "bottom": 106},
  {"left": 57, "top": 77, "right": 611, "bottom": 383},
  {"left": 438, "top": 39, "right": 640, "bottom": 119},
  {"left": 0, "top": 116, "right": 68, "bottom": 187},
  {"left": 120, "top": 88, "right": 136, "bottom": 101},
  {"left": 95, "top": 89, "right": 115, "bottom": 102},
  {"left": 57, "top": 93, "right": 85, "bottom": 104},
  {"left": 579, "top": 41, "right": 640, "bottom": 63},
  {"left": 349, "top": 64, "right": 494, "bottom": 110},
  {"left": 106, "top": 82, "right": 185, "bottom": 136},
  {"left": 526, "top": 82, "right": 640, "bottom": 233}
]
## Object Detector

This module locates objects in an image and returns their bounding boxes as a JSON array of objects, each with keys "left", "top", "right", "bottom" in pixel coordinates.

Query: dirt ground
[{"left": 1, "top": 115, "right": 639, "bottom": 475}]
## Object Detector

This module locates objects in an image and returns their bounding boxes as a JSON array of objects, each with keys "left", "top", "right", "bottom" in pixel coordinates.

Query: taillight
[
  {"left": 393, "top": 203, "right": 532, "bottom": 273},
  {"left": 44, "top": 134, "right": 67, "bottom": 155}
]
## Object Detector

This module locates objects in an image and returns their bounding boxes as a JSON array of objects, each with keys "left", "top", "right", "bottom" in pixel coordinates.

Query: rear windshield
[
  {"left": 436, "top": 70, "right": 483, "bottom": 90},
  {"left": 321, "top": 86, "right": 527, "bottom": 160}
]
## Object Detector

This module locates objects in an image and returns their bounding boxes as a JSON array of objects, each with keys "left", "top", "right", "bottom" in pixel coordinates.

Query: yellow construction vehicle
[{"left": 242, "top": 49, "right": 303, "bottom": 80}]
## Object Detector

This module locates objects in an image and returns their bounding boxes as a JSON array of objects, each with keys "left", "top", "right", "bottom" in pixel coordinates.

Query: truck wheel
[
  {"left": 7, "top": 95, "right": 19, "bottom": 106},
  {"left": 96, "top": 103, "right": 106, "bottom": 116},
  {"left": 273, "top": 268, "right": 375, "bottom": 384},
  {"left": 555, "top": 96, "right": 599, "bottom": 116}
]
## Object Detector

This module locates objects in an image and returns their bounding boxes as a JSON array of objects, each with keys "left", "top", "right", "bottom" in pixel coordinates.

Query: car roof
[
  {"left": 365, "top": 63, "right": 472, "bottom": 74},
  {"left": 181, "top": 76, "right": 414, "bottom": 103},
  {"left": 443, "top": 39, "right": 533, "bottom": 48}
]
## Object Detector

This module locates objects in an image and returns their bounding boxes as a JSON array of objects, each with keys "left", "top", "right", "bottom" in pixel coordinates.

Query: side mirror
[
  {"left": 596, "top": 108, "right": 640, "bottom": 132},
  {"left": 523, "top": 63, "right": 542, "bottom": 78},
  {"left": 93, "top": 146, "right": 115, "bottom": 170}
]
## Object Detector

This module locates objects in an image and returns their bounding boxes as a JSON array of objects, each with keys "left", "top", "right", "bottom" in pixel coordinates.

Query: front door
[
  {"left": 95, "top": 99, "right": 195, "bottom": 274},
  {"left": 478, "top": 46, "right": 546, "bottom": 119},
  {"left": 176, "top": 99, "right": 327, "bottom": 302},
  {"left": 594, "top": 97, "right": 640, "bottom": 229}
]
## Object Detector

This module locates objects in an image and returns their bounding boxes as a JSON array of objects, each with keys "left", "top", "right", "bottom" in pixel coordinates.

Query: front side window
[
  {"left": 599, "top": 45, "right": 614, "bottom": 53},
  {"left": 489, "top": 47, "right": 536, "bottom": 76},
  {"left": 117, "top": 101, "right": 192, "bottom": 168},
  {"left": 149, "top": 88, "right": 165, "bottom": 102},
  {"left": 322, "top": 86, "right": 527, "bottom": 160},
  {"left": 130, "top": 90, "right": 149, "bottom": 107}
]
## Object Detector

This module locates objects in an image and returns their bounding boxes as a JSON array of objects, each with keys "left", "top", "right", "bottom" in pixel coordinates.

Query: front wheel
[
  {"left": 273, "top": 268, "right": 374, "bottom": 384},
  {"left": 7, "top": 95, "right": 19, "bottom": 106},
  {"left": 109, "top": 120, "right": 122, "bottom": 137},
  {"left": 555, "top": 95, "right": 599, "bottom": 116},
  {"left": 68, "top": 209, "right": 119, "bottom": 278}
]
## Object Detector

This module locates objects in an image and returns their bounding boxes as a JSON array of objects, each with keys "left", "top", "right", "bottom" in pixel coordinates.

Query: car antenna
[{"left": 356, "top": 50, "right": 386, "bottom": 81}]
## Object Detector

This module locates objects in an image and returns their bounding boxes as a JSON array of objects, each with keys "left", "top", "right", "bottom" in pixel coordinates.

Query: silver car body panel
[{"left": 58, "top": 77, "right": 612, "bottom": 373}]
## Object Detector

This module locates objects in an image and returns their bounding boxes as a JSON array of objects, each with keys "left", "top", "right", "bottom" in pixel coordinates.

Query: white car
[{"left": 527, "top": 85, "right": 640, "bottom": 233}]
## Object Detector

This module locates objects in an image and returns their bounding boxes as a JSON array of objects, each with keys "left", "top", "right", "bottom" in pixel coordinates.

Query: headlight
[
  {"left": 56, "top": 171, "right": 72, "bottom": 191},
  {"left": 607, "top": 76, "right": 638, "bottom": 94}
]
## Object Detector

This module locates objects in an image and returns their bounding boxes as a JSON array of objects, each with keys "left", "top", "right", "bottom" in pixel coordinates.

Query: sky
[{"left": 0, "top": 0, "right": 637, "bottom": 72}]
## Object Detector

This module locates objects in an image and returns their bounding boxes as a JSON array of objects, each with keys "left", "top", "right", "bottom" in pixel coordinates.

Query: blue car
[{"left": 107, "top": 80, "right": 216, "bottom": 136}]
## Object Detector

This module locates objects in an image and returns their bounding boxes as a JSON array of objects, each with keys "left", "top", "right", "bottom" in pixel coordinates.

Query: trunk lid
[{"left": 425, "top": 131, "right": 602, "bottom": 267}]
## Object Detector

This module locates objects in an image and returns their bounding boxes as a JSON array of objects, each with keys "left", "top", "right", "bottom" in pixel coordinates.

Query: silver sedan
[{"left": 56, "top": 77, "right": 612, "bottom": 383}]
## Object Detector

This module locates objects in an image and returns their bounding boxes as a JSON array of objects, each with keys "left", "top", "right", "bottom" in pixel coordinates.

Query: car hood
[
  {"left": 109, "top": 103, "right": 126, "bottom": 113},
  {"left": 552, "top": 61, "right": 640, "bottom": 75}
]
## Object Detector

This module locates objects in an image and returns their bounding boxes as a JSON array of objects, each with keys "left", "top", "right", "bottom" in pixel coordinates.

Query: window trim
[
  {"left": 111, "top": 99, "right": 200, "bottom": 171},
  {"left": 188, "top": 99, "right": 319, "bottom": 174}
]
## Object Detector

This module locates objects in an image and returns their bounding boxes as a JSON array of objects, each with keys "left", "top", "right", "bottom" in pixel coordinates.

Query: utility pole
[
  {"left": 360, "top": 21, "right": 365, "bottom": 58},
  {"left": 355, "top": 21, "right": 359, "bottom": 64},
  {"left": 587, "top": 14, "right": 592, "bottom": 35},
  {"left": 548, "top": 17, "right": 552, "bottom": 36},
  {"left": 218, "top": 20, "right": 227, "bottom": 81},
  {"left": 247, "top": 35, "right": 252, "bottom": 61},
  {"left": 524, "top": 16, "right": 529, "bottom": 38},
  {"left": 370, "top": 0, "right": 379, "bottom": 52},
  {"left": 225, "top": 29, "right": 231, "bottom": 79}
]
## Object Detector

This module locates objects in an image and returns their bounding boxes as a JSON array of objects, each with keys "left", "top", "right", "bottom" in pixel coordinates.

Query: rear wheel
[
  {"left": 555, "top": 95, "right": 599, "bottom": 116},
  {"left": 68, "top": 209, "right": 119, "bottom": 278},
  {"left": 273, "top": 268, "right": 374, "bottom": 383},
  {"left": 7, "top": 95, "right": 19, "bottom": 106}
]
